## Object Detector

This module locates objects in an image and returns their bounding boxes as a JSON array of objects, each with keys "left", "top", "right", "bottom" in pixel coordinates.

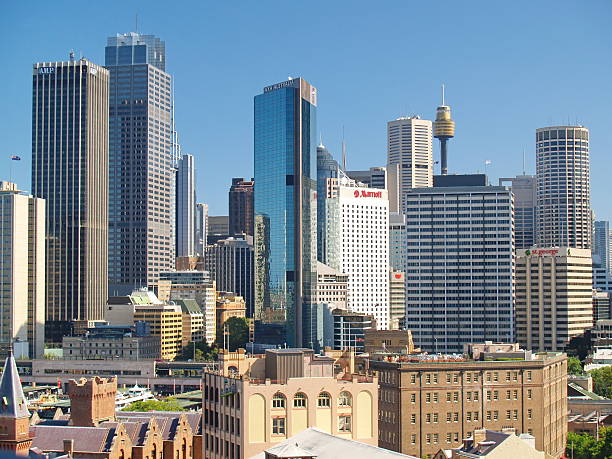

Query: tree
[
  {"left": 175, "top": 341, "right": 217, "bottom": 361},
  {"left": 567, "top": 427, "right": 612, "bottom": 459},
  {"left": 217, "top": 317, "right": 249, "bottom": 351},
  {"left": 567, "top": 357, "right": 584, "bottom": 375},
  {"left": 589, "top": 366, "right": 612, "bottom": 399},
  {"left": 122, "top": 398, "right": 184, "bottom": 412}
]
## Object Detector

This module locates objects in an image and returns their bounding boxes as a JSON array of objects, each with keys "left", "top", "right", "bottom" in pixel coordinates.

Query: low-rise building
[
  {"left": 174, "top": 299, "right": 204, "bottom": 346},
  {"left": 367, "top": 344, "right": 567, "bottom": 458},
  {"left": 364, "top": 329, "right": 417, "bottom": 354},
  {"left": 216, "top": 292, "right": 246, "bottom": 335},
  {"left": 591, "top": 319, "right": 612, "bottom": 347},
  {"left": 62, "top": 324, "right": 160, "bottom": 360},
  {"left": 433, "top": 428, "right": 552, "bottom": 459},
  {"left": 105, "top": 290, "right": 183, "bottom": 360},
  {"left": 333, "top": 309, "right": 375, "bottom": 353},
  {"left": 584, "top": 346, "right": 612, "bottom": 371},
  {"left": 203, "top": 348, "right": 378, "bottom": 459}
]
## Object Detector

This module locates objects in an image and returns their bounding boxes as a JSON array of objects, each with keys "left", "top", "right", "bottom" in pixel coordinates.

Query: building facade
[
  {"left": 317, "top": 142, "right": 341, "bottom": 266},
  {"left": 62, "top": 325, "right": 160, "bottom": 360},
  {"left": 229, "top": 178, "right": 254, "bottom": 237},
  {"left": 593, "top": 290, "right": 611, "bottom": 323},
  {"left": 195, "top": 203, "right": 208, "bottom": 256},
  {"left": 389, "top": 270, "right": 406, "bottom": 330},
  {"left": 205, "top": 237, "right": 254, "bottom": 317},
  {"left": 254, "top": 78, "right": 318, "bottom": 346},
  {"left": 176, "top": 154, "right": 196, "bottom": 257},
  {"left": 216, "top": 292, "right": 246, "bottom": 336},
  {"left": 316, "top": 262, "right": 348, "bottom": 310},
  {"left": 207, "top": 216, "right": 229, "bottom": 244},
  {"left": 333, "top": 309, "right": 375, "bottom": 352},
  {"left": 535, "top": 126, "right": 591, "bottom": 249},
  {"left": 328, "top": 180, "right": 389, "bottom": 329},
  {"left": 105, "top": 33, "right": 175, "bottom": 293},
  {"left": 387, "top": 116, "right": 433, "bottom": 196},
  {"left": 594, "top": 220, "right": 611, "bottom": 274},
  {"left": 0, "top": 182, "right": 45, "bottom": 358},
  {"left": 389, "top": 212, "right": 407, "bottom": 273},
  {"left": 174, "top": 299, "right": 204, "bottom": 347},
  {"left": 498, "top": 175, "right": 536, "bottom": 249},
  {"left": 403, "top": 185, "right": 514, "bottom": 353},
  {"left": 202, "top": 348, "right": 378, "bottom": 459},
  {"left": 515, "top": 247, "right": 593, "bottom": 352},
  {"left": 369, "top": 348, "right": 567, "bottom": 459},
  {"left": 32, "top": 59, "right": 109, "bottom": 342}
]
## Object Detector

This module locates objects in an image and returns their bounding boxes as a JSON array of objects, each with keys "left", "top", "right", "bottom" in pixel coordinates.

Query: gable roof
[
  {"left": 30, "top": 425, "right": 114, "bottom": 453},
  {"left": 174, "top": 299, "right": 202, "bottom": 315},
  {"left": 0, "top": 350, "right": 30, "bottom": 418}
]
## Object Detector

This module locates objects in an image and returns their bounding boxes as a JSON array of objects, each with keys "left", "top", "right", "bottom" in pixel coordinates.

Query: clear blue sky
[{"left": 2, "top": 1, "right": 611, "bottom": 220}]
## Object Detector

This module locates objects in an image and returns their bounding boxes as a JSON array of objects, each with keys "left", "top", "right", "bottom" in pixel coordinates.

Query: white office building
[
  {"left": 331, "top": 179, "right": 389, "bottom": 329},
  {"left": 387, "top": 116, "right": 433, "bottom": 197},
  {"left": 403, "top": 183, "right": 514, "bottom": 353}
]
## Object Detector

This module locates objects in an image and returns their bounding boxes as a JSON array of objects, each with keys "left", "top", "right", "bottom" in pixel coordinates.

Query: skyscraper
[
  {"left": 254, "top": 77, "right": 317, "bottom": 347},
  {"left": 228, "top": 177, "right": 254, "bottom": 237},
  {"left": 594, "top": 221, "right": 611, "bottom": 274},
  {"left": 536, "top": 126, "right": 591, "bottom": 249},
  {"left": 195, "top": 203, "right": 208, "bottom": 256},
  {"left": 32, "top": 59, "right": 109, "bottom": 341},
  {"left": 105, "top": 32, "right": 175, "bottom": 294},
  {"left": 176, "top": 154, "right": 196, "bottom": 257},
  {"left": 387, "top": 116, "right": 433, "bottom": 197},
  {"left": 317, "top": 142, "right": 340, "bottom": 265},
  {"left": 499, "top": 175, "right": 536, "bottom": 249},
  {"left": 403, "top": 183, "right": 514, "bottom": 353},
  {"left": 0, "top": 182, "right": 45, "bottom": 358}
]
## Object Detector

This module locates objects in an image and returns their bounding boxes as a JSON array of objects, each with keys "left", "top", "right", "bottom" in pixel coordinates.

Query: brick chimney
[
  {"left": 472, "top": 428, "right": 487, "bottom": 446},
  {"left": 68, "top": 377, "right": 117, "bottom": 427}
]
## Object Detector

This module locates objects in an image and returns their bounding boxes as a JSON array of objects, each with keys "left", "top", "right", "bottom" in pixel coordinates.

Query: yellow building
[
  {"left": 105, "top": 290, "right": 183, "bottom": 360},
  {"left": 215, "top": 292, "right": 246, "bottom": 336},
  {"left": 174, "top": 299, "right": 204, "bottom": 347},
  {"left": 202, "top": 348, "right": 378, "bottom": 459}
]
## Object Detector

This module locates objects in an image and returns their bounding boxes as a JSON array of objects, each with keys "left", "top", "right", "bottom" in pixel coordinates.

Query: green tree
[
  {"left": 175, "top": 341, "right": 217, "bottom": 361},
  {"left": 567, "top": 427, "right": 612, "bottom": 459},
  {"left": 589, "top": 366, "right": 612, "bottom": 399},
  {"left": 217, "top": 317, "right": 249, "bottom": 351},
  {"left": 122, "top": 398, "right": 185, "bottom": 412},
  {"left": 567, "top": 357, "right": 584, "bottom": 375}
]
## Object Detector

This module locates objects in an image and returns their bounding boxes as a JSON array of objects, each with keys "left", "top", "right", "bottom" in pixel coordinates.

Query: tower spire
[
  {"left": 341, "top": 126, "right": 347, "bottom": 171},
  {"left": 433, "top": 85, "right": 455, "bottom": 175},
  {"left": 442, "top": 83, "right": 445, "bottom": 106}
]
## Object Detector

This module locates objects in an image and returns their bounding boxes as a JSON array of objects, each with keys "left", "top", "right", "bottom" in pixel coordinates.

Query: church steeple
[{"left": 0, "top": 346, "right": 32, "bottom": 455}]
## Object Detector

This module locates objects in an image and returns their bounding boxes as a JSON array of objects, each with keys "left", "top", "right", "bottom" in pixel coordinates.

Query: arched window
[
  {"left": 293, "top": 392, "right": 307, "bottom": 408},
  {"left": 272, "top": 393, "right": 286, "bottom": 409},
  {"left": 317, "top": 392, "right": 331, "bottom": 408},
  {"left": 338, "top": 391, "right": 352, "bottom": 407}
]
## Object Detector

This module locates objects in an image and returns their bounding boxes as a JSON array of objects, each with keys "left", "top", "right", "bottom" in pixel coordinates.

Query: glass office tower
[
  {"left": 254, "top": 78, "right": 317, "bottom": 347},
  {"left": 316, "top": 142, "right": 340, "bottom": 267},
  {"left": 105, "top": 33, "right": 175, "bottom": 293}
]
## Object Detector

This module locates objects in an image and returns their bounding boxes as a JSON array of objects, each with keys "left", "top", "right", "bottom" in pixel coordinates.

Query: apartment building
[
  {"left": 202, "top": 348, "right": 378, "bottom": 459},
  {"left": 368, "top": 343, "right": 567, "bottom": 459}
]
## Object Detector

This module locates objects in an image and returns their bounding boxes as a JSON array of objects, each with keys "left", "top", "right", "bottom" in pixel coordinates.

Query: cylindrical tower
[{"left": 433, "top": 87, "right": 455, "bottom": 175}]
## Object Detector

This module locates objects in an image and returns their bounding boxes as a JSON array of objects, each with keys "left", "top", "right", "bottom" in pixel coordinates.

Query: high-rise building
[
  {"left": 594, "top": 221, "right": 611, "bottom": 274},
  {"left": 0, "top": 182, "right": 45, "bottom": 358},
  {"left": 330, "top": 179, "right": 390, "bottom": 329},
  {"left": 403, "top": 184, "right": 514, "bottom": 353},
  {"left": 515, "top": 247, "right": 593, "bottom": 352},
  {"left": 229, "top": 177, "right": 254, "bottom": 237},
  {"left": 346, "top": 167, "right": 388, "bottom": 189},
  {"left": 195, "top": 203, "right": 208, "bottom": 256},
  {"left": 32, "top": 59, "right": 109, "bottom": 341},
  {"left": 389, "top": 270, "right": 406, "bottom": 330},
  {"left": 316, "top": 262, "right": 348, "bottom": 310},
  {"left": 176, "top": 154, "right": 196, "bottom": 257},
  {"left": 105, "top": 32, "right": 175, "bottom": 294},
  {"left": 205, "top": 236, "right": 254, "bottom": 317},
  {"left": 317, "top": 142, "right": 341, "bottom": 265},
  {"left": 207, "top": 215, "right": 229, "bottom": 244},
  {"left": 535, "top": 126, "right": 591, "bottom": 249},
  {"left": 387, "top": 116, "right": 433, "bottom": 198},
  {"left": 593, "top": 290, "right": 611, "bottom": 323},
  {"left": 254, "top": 77, "right": 318, "bottom": 347},
  {"left": 499, "top": 175, "right": 536, "bottom": 249},
  {"left": 389, "top": 212, "right": 407, "bottom": 273}
]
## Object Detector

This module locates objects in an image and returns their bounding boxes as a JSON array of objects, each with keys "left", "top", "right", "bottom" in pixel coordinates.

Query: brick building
[{"left": 367, "top": 343, "right": 567, "bottom": 458}]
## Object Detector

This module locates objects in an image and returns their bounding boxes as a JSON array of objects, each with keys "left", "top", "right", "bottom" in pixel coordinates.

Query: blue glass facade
[
  {"left": 316, "top": 143, "right": 340, "bottom": 267},
  {"left": 254, "top": 78, "right": 317, "bottom": 347}
]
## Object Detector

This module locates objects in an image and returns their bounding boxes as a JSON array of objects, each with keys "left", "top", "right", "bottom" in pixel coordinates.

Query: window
[
  {"left": 467, "top": 392, "right": 472, "bottom": 402},
  {"left": 433, "top": 392, "right": 439, "bottom": 403},
  {"left": 527, "top": 389, "right": 532, "bottom": 400},
  {"left": 453, "top": 392, "right": 459, "bottom": 402},
  {"left": 528, "top": 409, "right": 532, "bottom": 419},
  {"left": 486, "top": 411, "right": 492, "bottom": 421},
  {"left": 486, "top": 391, "right": 491, "bottom": 401},
  {"left": 411, "top": 414, "right": 416, "bottom": 424},
  {"left": 513, "top": 410, "right": 518, "bottom": 420},
  {"left": 474, "top": 392, "right": 479, "bottom": 401},
  {"left": 446, "top": 412, "right": 452, "bottom": 422},
  {"left": 293, "top": 393, "right": 307, "bottom": 408},
  {"left": 474, "top": 412, "right": 479, "bottom": 421},
  {"left": 426, "top": 434, "right": 431, "bottom": 444},
  {"left": 493, "top": 411, "right": 498, "bottom": 421},
  {"left": 338, "top": 415, "right": 352, "bottom": 432},
  {"left": 506, "top": 410, "right": 511, "bottom": 420},
  {"left": 318, "top": 392, "right": 331, "bottom": 408},
  {"left": 506, "top": 390, "right": 511, "bottom": 400},
  {"left": 411, "top": 434, "right": 416, "bottom": 444},
  {"left": 272, "top": 417, "right": 286, "bottom": 435},
  {"left": 527, "top": 371, "right": 532, "bottom": 381},
  {"left": 272, "top": 393, "right": 286, "bottom": 409},
  {"left": 433, "top": 413, "right": 438, "bottom": 423},
  {"left": 411, "top": 374, "right": 416, "bottom": 384},
  {"left": 426, "top": 413, "right": 431, "bottom": 423},
  {"left": 446, "top": 433, "right": 452, "bottom": 443},
  {"left": 493, "top": 391, "right": 499, "bottom": 401},
  {"left": 338, "top": 391, "right": 352, "bottom": 407},
  {"left": 467, "top": 412, "right": 472, "bottom": 422},
  {"left": 426, "top": 393, "right": 431, "bottom": 403},
  {"left": 493, "top": 372, "right": 499, "bottom": 382},
  {"left": 410, "top": 393, "right": 416, "bottom": 403}
]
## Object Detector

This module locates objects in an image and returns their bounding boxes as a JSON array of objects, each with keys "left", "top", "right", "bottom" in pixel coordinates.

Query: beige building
[
  {"left": 216, "top": 292, "right": 246, "bottom": 334},
  {"left": 389, "top": 270, "right": 405, "bottom": 329},
  {"left": 174, "top": 299, "right": 204, "bottom": 346},
  {"left": 515, "top": 247, "right": 593, "bottom": 351},
  {"left": 316, "top": 262, "right": 348, "bottom": 309},
  {"left": 364, "top": 329, "right": 417, "bottom": 354},
  {"left": 105, "top": 290, "right": 183, "bottom": 360},
  {"left": 203, "top": 348, "right": 378, "bottom": 459},
  {"left": 157, "top": 271, "right": 217, "bottom": 345},
  {"left": 368, "top": 344, "right": 567, "bottom": 459},
  {"left": 0, "top": 182, "right": 45, "bottom": 358},
  {"left": 433, "top": 428, "right": 553, "bottom": 459}
]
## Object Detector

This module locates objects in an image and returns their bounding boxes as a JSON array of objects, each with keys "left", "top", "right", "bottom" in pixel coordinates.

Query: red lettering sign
[{"left": 353, "top": 190, "right": 383, "bottom": 198}]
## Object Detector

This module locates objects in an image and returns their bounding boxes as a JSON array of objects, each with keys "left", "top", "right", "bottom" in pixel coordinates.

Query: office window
[
  {"left": 411, "top": 393, "right": 416, "bottom": 403},
  {"left": 272, "top": 417, "right": 286, "bottom": 435}
]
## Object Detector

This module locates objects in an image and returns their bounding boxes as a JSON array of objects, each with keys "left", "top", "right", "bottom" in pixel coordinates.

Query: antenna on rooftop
[
  {"left": 341, "top": 125, "right": 347, "bottom": 171},
  {"left": 135, "top": 13, "right": 138, "bottom": 33}
]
